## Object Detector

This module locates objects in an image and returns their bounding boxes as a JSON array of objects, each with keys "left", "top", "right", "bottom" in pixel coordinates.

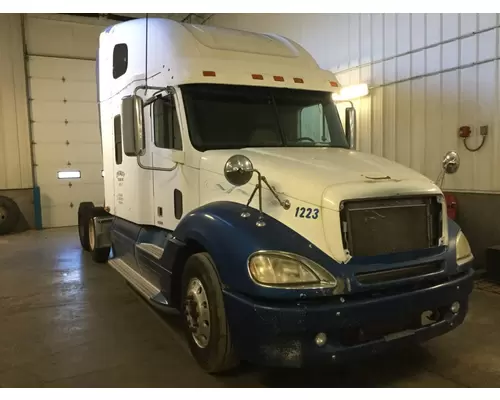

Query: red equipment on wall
[{"left": 444, "top": 193, "right": 457, "bottom": 220}]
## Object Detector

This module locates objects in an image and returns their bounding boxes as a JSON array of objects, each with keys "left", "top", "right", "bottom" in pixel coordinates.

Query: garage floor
[{"left": 1, "top": 228, "right": 500, "bottom": 388}]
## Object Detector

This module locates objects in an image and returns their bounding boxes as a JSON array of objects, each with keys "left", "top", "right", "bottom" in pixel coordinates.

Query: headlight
[
  {"left": 248, "top": 252, "right": 338, "bottom": 288},
  {"left": 456, "top": 231, "right": 473, "bottom": 265}
]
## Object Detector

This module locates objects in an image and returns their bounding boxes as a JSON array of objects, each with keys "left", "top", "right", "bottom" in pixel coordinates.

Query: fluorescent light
[
  {"left": 57, "top": 170, "right": 81, "bottom": 179},
  {"left": 332, "top": 83, "right": 369, "bottom": 101}
]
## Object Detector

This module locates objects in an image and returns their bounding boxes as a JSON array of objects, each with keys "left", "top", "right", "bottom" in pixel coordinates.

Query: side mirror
[
  {"left": 435, "top": 150, "right": 460, "bottom": 187},
  {"left": 345, "top": 106, "right": 356, "bottom": 149},
  {"left": 442, "top": 151, "right": 460, "bottom": 174},
  {"left": 224, "top": 155, "right": 254, "bottom": 186},
  {"left": 121, "top": 95, "right": 145, "bottom": 156}
]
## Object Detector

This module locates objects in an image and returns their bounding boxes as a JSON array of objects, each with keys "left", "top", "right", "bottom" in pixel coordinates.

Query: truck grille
[
  {"left": 340, "top": 196, "right": 442, "bottom": 258},
  {"left": 355, "top": 263, "right": 443, "bottom": 285}
]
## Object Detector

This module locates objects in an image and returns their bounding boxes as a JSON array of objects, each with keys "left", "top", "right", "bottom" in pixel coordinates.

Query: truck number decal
[{"left": 295, "top": 207, "right": 319, "bottom": 219}]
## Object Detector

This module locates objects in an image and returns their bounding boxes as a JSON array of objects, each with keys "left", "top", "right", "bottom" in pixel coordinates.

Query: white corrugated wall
[
  {"left": 0, "top": 14, "right": 32, "bottom": 190},
  {"left": 210, "top": 14, "right": 500, "bottom": 193}
]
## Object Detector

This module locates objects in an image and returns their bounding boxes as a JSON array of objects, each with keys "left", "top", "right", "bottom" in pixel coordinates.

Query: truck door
[{"left": 150, "top": 93, "right": 191, "bottom": 231}]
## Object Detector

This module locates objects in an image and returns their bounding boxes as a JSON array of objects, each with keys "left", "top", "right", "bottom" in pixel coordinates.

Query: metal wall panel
[
  {"left": 0, "top": 14, "right": 32, "bottom": 189},
  {"left": 210, "top": 13, "right": 500, "bottom": 192}
]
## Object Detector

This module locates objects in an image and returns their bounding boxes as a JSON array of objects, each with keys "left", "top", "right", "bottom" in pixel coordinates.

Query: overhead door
[{"left": 25, "top": 15, "right": 109, "bottom": 227}]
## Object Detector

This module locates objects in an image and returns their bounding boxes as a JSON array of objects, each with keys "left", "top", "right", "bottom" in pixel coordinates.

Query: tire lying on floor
[
  {"left": 0, "top": 196, "right": 21, "bottom": 235},
  {"left": 77, "top": 202, "right": 110, "bottom": 263}
]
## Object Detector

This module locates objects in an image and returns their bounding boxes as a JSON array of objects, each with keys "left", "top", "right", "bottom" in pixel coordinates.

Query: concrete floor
[{"left": 1, "top": 228, "right": 500, "bottom": 387}]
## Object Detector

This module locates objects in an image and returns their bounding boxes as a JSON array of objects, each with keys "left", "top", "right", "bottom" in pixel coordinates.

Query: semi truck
[{"left": 77, "top": 17, "right": 475, "bottom": 373}]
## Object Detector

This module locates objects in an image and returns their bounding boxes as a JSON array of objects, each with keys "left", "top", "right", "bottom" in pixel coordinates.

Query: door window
[{"left": 153, "top": 96, "right": 182, "bottom": 150}]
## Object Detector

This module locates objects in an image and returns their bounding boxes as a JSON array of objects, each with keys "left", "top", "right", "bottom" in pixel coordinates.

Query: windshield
[{"left": 181, "top": 84, "right": 349, "bottom": 151}]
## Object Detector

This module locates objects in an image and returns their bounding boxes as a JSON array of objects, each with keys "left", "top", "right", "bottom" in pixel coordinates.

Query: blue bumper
[{"left": 223, "top": 269, "right": 474, "bottom": 368}]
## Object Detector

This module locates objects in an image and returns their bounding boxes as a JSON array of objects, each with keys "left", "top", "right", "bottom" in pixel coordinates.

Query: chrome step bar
[
  {"left": 108, "top": 258, "right": 168, "bottom": 306},
  {"left": 136, "top": 243, "right": 164, "bottom": 259}
]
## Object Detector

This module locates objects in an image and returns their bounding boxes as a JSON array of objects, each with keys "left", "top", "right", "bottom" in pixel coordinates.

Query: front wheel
[{"left": 181, "top": 253, "right": 239, "bottom": 373}]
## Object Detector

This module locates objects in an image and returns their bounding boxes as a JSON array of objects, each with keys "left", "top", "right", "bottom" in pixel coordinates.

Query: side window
[
  {"left": 153, "top": 96, "right": 182, "bottom": 150},
  {"left": 114, "top": 115, "right": 123, "bottom": 165},
  {"left": 113, "top": 43, "right": 128, "bottom": 79},
  {"left": 300, "top": 104, "right": 330, "bottom": 142}
]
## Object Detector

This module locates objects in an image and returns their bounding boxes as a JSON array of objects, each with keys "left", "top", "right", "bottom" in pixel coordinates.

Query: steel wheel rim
[
  {"left": 0, "top": 206, "right": 7, "bottom": 225},
  {"left": 184, "top": 277, "right": 211, "bottom": 348},
  {"left": 88, "top": 219, "right": 95, "bottom": 250}
]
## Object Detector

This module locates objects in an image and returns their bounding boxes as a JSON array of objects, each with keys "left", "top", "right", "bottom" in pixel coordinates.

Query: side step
[
  {"left": 108, "top": 258, "right": 168, "bottom": 306},
  {"left": 136, "top": 243, "right": 164, "bottom": 259}
]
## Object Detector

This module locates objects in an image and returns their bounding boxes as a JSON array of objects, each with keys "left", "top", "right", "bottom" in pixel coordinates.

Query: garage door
[{"left": 25, "top": 15, "right": 109, "bottom": 227}]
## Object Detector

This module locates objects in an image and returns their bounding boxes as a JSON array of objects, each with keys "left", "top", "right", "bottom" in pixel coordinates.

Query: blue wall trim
[{"left": 33, "top": 186, "right": 42, "bottom": 230}]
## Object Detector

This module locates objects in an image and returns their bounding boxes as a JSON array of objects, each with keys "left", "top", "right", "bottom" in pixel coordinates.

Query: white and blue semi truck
[{"left": 77, "top": 17, "right": 475, "bottom": 373}]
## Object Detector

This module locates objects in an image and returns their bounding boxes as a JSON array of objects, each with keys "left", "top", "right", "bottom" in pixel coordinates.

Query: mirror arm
[
  {"left": 134, "top": 85, "right": 176, "bottom": 107},
  {"left": 129, "top": 84, "right": 180, "bottom": 172},
  {"left": 240, "top": 169, "right": 291, "bottom": 227},
  {"left": 260, "top": 176, "right": 291, "bottom": 210},
  {"left": 134, "top": 85, "right": 170, "bottom": 96},
  {"left": 136, "top": 155, "right": 178, "bottom": 172},
  {"left": 346, "top": 100, "right": 356, "bottom": 150},
  {"left": 242, "top": 170, "right": 265, "bottom": 227}
]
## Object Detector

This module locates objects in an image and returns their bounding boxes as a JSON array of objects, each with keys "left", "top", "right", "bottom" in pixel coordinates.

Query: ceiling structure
[{"left": 64, "top": 13, "right": 215, "bottom": 25}]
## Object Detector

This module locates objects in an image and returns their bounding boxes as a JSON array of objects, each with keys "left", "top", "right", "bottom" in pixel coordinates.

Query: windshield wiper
[{"left": 269, "top": 92, "right": 286, "bottom": 146}]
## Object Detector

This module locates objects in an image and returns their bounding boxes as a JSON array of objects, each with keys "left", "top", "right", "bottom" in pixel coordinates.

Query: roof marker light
[
  {"left": 293, "top": 77, "right": 304, "bottom": 83},
  {"left": 273, "top": 76, "right": 284, "bottom": 82},
  {"left": 252, "top": 74, "right": 264, "bottom": 80},
  {"left": 203, "top": 71, "right": 216, "bottom": 77},
  {"left": 330, "top": 81, "right": 339, "bottom": 87}
]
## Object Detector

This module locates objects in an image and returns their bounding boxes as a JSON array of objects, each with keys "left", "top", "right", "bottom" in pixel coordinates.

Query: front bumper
[{"left": 223, "top": 269, "right": 474, "bottom": 368}]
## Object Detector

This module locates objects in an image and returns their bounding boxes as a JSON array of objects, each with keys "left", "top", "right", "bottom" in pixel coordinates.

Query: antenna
[{"left": 145, "top": 13, "right": 149, "bottom": 94}]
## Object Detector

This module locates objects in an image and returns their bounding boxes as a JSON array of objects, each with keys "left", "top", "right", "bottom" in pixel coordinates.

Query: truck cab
[{"left": 78, "top": 17, "right": 475, "bottom": 373}]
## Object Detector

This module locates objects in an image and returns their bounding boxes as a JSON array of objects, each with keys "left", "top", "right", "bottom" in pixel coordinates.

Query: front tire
[{"left": 181, "top": 252, "right": 239, "bottom": 373}]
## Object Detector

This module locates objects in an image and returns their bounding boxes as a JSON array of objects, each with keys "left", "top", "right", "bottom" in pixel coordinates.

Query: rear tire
[
  {"left": 78, "top": 202, "right": 95, "bottom": 251},
  {"left": 181, "top": 252, "right": 239, "bottom": 374}
]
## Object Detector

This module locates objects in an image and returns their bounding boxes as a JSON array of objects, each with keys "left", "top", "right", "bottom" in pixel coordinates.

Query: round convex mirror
[
  {"left": 224, "top": 155, "right": 254, "bottom": 186},
  {"left": 442, "top": 151, "right": 460, "bottom": 174}
]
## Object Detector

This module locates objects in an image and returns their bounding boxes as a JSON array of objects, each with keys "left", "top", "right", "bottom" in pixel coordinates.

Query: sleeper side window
[
  {"left": 113, "top": 43, "right": 128, "bottom": 79},
  {"left": 153, "top": 96, "right": 183, "bottom": 150},
  {"left": 114, "top": 115, "right": 123, "bottom": 165}
]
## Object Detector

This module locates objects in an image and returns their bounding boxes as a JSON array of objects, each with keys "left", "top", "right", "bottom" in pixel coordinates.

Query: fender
[
  {"left": 446, "top": 218, "right": 473, "bottom": 274},
  {"left": 165, "top": 201, "right": 342, "bottom": 300}
]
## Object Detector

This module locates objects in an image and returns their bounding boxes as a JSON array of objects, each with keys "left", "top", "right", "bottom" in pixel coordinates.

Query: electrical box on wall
[
  {"left": 459, "top": 126, "right": 471, "bottom": 138},
  {"left": 459, "top": 125, "right": 489, "bottom": 152}
]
